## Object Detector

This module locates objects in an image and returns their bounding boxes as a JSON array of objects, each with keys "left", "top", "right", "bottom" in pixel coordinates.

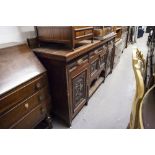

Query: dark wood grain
[
  {"left": 32, "top": 33, "right": 116, "bottom": 127},
  {"left": 35, "top": 26, "right": 94, "bottom": 50}
]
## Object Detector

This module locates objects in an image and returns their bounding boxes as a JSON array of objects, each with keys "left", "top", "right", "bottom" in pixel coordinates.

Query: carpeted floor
[{"left": 52, "top": 33, "right": 149, "bottom": 129}]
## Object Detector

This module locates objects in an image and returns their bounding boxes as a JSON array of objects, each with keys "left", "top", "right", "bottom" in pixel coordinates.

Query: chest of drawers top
[{"left": 0, "top": 43, "right": 46, "bottom": 97}]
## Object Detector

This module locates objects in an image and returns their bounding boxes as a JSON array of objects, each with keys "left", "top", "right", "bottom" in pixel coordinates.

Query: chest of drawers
[{"left": 0, "top": 43, "right": 52, "bottom": 129}]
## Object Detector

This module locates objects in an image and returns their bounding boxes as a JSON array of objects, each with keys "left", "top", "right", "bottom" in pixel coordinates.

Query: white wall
[{"left": 0, "top": 26, "right": 35, "bottom": 44}]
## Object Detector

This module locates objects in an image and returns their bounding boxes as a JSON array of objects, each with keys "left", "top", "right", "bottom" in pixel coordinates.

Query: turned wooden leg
[{"left": 46, "top": 114, "right": 53, "bottom": 129}]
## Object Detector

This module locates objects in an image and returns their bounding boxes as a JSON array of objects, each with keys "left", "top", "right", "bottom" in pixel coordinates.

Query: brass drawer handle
[
  {"left": 94, "top": 50, "right": 101, "bottom": 54},
  {"left": 24, "top": 103, "right": 29, "bottom": 109},
  {"left": 69, "top": 66, "right": 77, "bottom": 72},
  {"left": 103, "top": 46, "right": 107, "bottom": 51},
  {"left": 77, "top": 58, "right": 85, "bottom": 65},
  {"left": 40, "top": 107, "right": 45, "bottom": 114},
  {"left": 39, "top": 95, "right": 45, "bottom": 101},
  {"left": 36, "top": 82, "right": 41, "bottom": 89}
]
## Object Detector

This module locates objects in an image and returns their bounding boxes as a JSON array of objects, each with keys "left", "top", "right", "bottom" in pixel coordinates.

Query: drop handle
[
  {"left": 36, "top": 82, "right": 41, "bottom": 89},
  {"left": 39, "top": 95, "right": 45, "bottom": 101},
  {"left": 40, "top": 107, "right": 45, "bottom": 114},
  {"left": 77, "top": 59, "right": 84, "bottom": 65},
  {"left": 24, "top": 103, "right": 29, "bottom": 109}
]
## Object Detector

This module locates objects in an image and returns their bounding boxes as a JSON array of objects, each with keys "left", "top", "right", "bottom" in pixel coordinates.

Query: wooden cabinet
[
  {"left": 30, "top": 33, "right": 116, "bottom": 127},
  {"left": 0, "top": 43, "right": 52, "bottom": 129}
]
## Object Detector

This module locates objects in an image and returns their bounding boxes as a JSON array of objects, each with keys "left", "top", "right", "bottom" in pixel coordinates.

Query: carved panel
[
  {"left": 90, "top": 60, "right": 98, "bottom": 76},
  {"left": 72, "top": 71, "right": 87, "bottom": 110}
]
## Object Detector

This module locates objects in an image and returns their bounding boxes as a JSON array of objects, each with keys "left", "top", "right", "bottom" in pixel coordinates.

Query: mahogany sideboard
[
  {"left": 35, "top": 26, "right": 94, "bottom": 50},
  {"left": 29, "top": 33, "right": 116, "bottom": 127},
  {"left": 0, "top": 43, "right": 52, "bottom": 129}
]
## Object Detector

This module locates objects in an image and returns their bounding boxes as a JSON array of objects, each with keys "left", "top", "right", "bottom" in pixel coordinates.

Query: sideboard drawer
[
  {"left": 0, "top": 74, "right": 47, "bottom": 114},
  {"left": 11, "top": 103, "right": 47, "bottom": 129},
  {"left": 0, "top": 87, "right": 49, "bottom": 128},
  {"left": 68, "top": 55, "right": 89, "bottom": 73}
]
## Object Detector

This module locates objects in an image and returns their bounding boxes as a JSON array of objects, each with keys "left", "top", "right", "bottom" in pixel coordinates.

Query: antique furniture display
[
  {"left": 30, "top": 33, "right": 116, "bottom": 127},
  {"left": 147, "top": 27, "right": 155, "bottom": 45},
  {"left": 113, "top": 39, "right": 123, "bottom": 69},
  {"left": 93, "top": 28, "right": 116, "bottom": 77},
  {"left": 113, "top": 26, "right": 129, "bottom": 68},
  {"left": 0, "top": 43, "right": 52, "bottom": 129},
  {"left": 94, "top": 26, "right": 115, "bottom": 39},
  {"left": 129, "top": 48, "right": 145, "bottom": 129},
  {"left": 139, "top": 84, "right": 155, "bottom": 129},
  {"left": 146, "top": 26, "right": 154, "bottom": 33},
  {"left": 35, "top": 26, "right": 94, "bottom": 50},
  {"left": 121, "top": 26, "right": 129, "bottom": 50},
  {"left": 113, "top": 26, "right": 122, "bottom": 42},
  {"left": 144, "top": 40, "right": 155, "bottom": 91}
]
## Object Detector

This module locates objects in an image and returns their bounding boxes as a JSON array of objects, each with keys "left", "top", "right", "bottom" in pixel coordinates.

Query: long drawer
[
  {"left": 0, "top": 86, "right": 50, "bottom": 129},
  {"left": 11, "top": 103, "right": 47, "bottom": 129},
  {"left": 0, "top": 74, "right": 47, "bottom": 115}
]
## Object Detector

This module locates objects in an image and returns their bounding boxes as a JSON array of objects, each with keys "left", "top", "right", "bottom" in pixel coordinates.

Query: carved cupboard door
[{"left": 68, "top": 58, "right": 89, "bottom": 118}]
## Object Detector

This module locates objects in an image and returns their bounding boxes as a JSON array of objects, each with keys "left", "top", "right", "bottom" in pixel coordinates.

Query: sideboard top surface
[{"left": 33, "top": 34, "right": 116, "bottom": 62}]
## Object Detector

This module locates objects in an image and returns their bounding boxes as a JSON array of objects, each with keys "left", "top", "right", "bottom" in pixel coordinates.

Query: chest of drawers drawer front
[
  {"left": 11, "top": 103, "right": 47, "bottom": 129},
  {"left": 0, "top": 87, "right": 49, "bottom": 129},
  {"left": 0, "top": 74, "right": 47, "bottom": 115}
]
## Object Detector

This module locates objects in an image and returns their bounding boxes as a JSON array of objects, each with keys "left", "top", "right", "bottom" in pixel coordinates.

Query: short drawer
[
  {"left": 68, "top": 55, "right": 88, "bottom": 73},
  {"left": 0, "top": 74, "right": 48, "bottom": 115},
  {"left": 11, "top": 103, "right": 47, "bottom": 129},
  {"left": 0, "top": 86, "right": 50, "bottom": 129}
]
